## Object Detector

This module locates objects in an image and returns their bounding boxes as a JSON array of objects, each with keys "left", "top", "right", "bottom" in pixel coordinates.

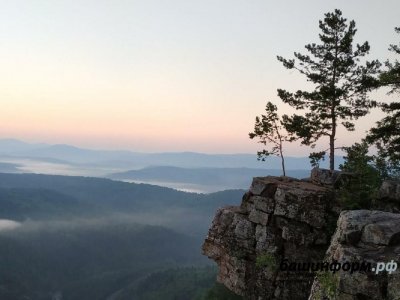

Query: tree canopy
[
  {"left": 366, "top": 27, "right": 400, "bottom": 176},
  {"left": 379, "top": 27, "right": 400, "bottom": 93},
  {"left": 277, "top": 9, "right": 381, "bottom": 171},
  {"left": 249, "top": 101, "right": 294, "bottom": 176}
]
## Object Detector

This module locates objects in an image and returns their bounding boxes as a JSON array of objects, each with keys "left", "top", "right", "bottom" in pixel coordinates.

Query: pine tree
[
  {"left": 249, "top": 101, "right": 295, "bottom": 176},
  {"left": 379, "top": 27, "right": 400, "bottom": 93},
  {"left": 338, "top": 140, "right": 381, "bottom": 209},
  {"left": 367, "top": 27, "right": 400, "bottom": 175},
  {"left": 277, "top": 9, "right": 380, "bottom": 171}
]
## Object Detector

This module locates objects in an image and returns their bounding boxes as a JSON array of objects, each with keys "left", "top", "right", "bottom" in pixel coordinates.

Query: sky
[{"left": 0, "top": 0, "right": 399, "bottom": 155}]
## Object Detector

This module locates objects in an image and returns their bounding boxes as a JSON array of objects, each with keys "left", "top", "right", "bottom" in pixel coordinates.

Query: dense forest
[{"left": 0, "top": 173, "right": 243, "bottom": 299}]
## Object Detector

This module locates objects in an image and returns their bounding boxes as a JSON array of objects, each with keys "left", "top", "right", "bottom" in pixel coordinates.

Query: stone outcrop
[
  {"left": 309, "top": 210, "right": 400, "bottom": 300},
  {"left": 374, "top": 180, "right": 400, "bottom": 213},
  {"left": 310, "top": 167, "right": 353, "bottom": 187},
  {"left": 378, "top": 180, "right": 400, "bottom": 200},
  {"left": 202, "top": 171, "right": 400, "bottom": 299},
  {"left": 202, "top": 176, "right": 340, "bottom": 300}
]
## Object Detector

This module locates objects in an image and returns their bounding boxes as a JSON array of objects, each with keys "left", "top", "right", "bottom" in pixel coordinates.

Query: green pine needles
[
  {"left": 277, "top": 9, "right": 380, "bottom": 171},
  {"left": 249, "top": 101, "right": 296, "bottom": 176}
]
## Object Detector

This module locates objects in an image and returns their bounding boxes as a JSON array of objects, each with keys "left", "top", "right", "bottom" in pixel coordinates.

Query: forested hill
[
  {"left": 0, "top": 172, "right": 244, "bottom": 299},
  {"left": 0, "top": 173, "right": 243, "bottom": 221}
]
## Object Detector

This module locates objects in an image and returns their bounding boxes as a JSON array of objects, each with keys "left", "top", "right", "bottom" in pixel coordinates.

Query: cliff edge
[
  {"left": 309, "top": 210, "right": 400, "bottom": 300},
  {"left": 202, "top": 176, "right": 340, "bottom": 299},
  {"left": 202, "top": 172, "right": 400, "bottom": 299}
]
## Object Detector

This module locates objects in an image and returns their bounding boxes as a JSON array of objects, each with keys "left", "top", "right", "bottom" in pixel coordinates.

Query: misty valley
[
  {"left": 0, "top": 139, "right": 322, "bottom": 299},
  {"left": 0, "top": 173, "right": 244, "bottom": 299}
]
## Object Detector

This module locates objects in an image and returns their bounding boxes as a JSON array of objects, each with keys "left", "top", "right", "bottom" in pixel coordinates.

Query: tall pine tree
[
  {"left": 277, "top": 9, "right": 380, "bottom": 171},
  {"left": 367, "top": 27, "right": 400, "bottom": 176},
  {"left": 379, "top": 27, "right": 400, "bottom": 93}
]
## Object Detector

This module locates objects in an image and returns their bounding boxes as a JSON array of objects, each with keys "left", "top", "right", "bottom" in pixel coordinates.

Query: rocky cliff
[
  {"left": 308, "top": 210, "right": 400, "bottom": 300},
  {"left": 202, "top": 173, "right": 400, "bottom": 300},
  {"left": 202, "top": 176, "right": 340, "bottom": 299}
]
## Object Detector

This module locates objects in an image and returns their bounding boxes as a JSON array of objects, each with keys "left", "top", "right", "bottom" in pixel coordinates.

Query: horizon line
[{"left": 0, "top": 137, "right": 349, "bottom": 158}]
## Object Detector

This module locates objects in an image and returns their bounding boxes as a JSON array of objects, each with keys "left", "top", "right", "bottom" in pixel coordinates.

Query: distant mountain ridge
[{"left": 0, "top": 138, "right": 345, "bottom": 169}]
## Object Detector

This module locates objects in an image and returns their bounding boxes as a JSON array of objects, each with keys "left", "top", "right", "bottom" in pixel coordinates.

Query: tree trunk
[
  {"left": 329, "top": 112, "right": 337, "bottom": 172},
  {"left": 276, "top": 123, "right": 286, "bottom": 176},
  {"left": 329, "top": 103, "right": 336, "bottom": 172},
  {"left": 329, "top": 134, "right": 335, "bottom": 171},
  {"left": 329, "top": 33, "right": 338, "bottom": 172},
  {"left": 281, "top": 154, "right": 286, "bottom": 177}
]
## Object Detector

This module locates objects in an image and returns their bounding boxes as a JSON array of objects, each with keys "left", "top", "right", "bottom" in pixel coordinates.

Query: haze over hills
[
  {"left": 0, "top": 141, "right": 346, "bottom": 298},
  {"left": 0, "top": 139, "right": 344, "bottom": 192},
  {"left": 0, "top": 138, "right": 344, "bottom": 169},
  {"left": 0, "top": 172, "right": 244, "bottom": 299}
]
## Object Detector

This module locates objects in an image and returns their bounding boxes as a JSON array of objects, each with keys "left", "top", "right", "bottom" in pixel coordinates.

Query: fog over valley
[
  {"left": 0, "top": 172, "right": 244, "bottom": 298},
  {"left": 0, "top": 139, "right": 342, "bottom": 192},
  {"left": 0, "top": 219, "right": 21, "bottom": 231}
]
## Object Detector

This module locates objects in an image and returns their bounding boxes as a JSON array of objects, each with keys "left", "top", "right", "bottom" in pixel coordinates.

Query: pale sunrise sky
[{"left": 0, "top": 0, "right": 399, "bottom": 154}]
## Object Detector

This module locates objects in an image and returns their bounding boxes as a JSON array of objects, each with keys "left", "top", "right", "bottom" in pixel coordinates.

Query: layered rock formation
[
  {"left": 309, "top": 210, "right": 400, "bottom": 300},
  {"left": 203, "top": 172, "right": 400, "bottom": 299},
  {"left": 202, "top": 176, "right": 340, "bottom": 300}
]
